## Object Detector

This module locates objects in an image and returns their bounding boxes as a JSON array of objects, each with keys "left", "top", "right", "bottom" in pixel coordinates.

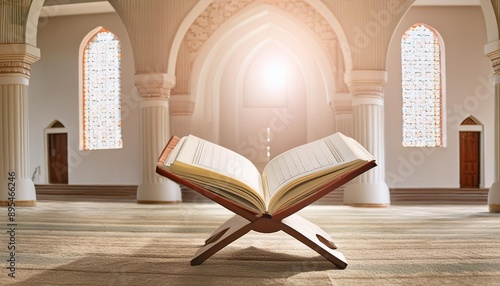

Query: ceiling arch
[
  {"left": 168, "top": 0, "right": 351, "bottom": 77},
  {"left": 189, "top": 4, "right": 337, "bottom": 142}
]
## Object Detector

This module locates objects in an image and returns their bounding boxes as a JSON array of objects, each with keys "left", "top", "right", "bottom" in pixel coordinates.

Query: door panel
[
  {"left": 48, "top": 133, "right": 68, "bottom": 184},
  {"left": 459, "top": 132, "right": 479, "bottom": 188}
]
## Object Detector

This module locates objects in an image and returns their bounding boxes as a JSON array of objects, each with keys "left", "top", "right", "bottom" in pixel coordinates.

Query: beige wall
[
  {"left": 29, "top": 12, "right": 139, "bottom": 185},
  {"left": 385, "top": 6, "right": 494, "bottom": 188},
  {"left": 27, "top": 4, "right": 494, "bottom": 188}
]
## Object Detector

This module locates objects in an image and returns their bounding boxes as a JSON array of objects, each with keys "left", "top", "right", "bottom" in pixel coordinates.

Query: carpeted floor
[{"left": 1, "top": 201, "right": 499, "bottom": 285}]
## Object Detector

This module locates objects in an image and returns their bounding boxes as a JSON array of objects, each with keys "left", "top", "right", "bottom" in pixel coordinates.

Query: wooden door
[
  {"left": 48, "top": 133, "right": 68, "bottom": 184},
  {"left": 459, "top": 131, "right": 479, "bottom": 188}
]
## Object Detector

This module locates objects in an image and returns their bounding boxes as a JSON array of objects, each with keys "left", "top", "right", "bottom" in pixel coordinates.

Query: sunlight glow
[
  {"left": 262, "top": 58, "right": 288, "bottom": 91},
  {"left": 243, "top": 46, "right": 294, "bottom": 108}
]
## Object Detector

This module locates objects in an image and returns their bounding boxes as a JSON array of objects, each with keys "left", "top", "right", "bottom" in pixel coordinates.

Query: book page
[
  {"left": 262, "top": 133, "right": 371, "bottom": 201},
  {"left": 267, "top": 162, "right": 363, "bottom": 214},
  {"left": 172, "top": 135, "right": 265, "bottom": 202}
]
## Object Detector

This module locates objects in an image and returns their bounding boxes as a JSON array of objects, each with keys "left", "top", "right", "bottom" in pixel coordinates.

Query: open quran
[{"left": 156, "top": 132, "right": 376, "bottom": 268}]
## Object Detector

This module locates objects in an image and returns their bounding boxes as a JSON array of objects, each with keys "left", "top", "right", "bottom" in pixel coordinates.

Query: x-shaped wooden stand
[{"left": 192, "top": 213, "right": 348, "bottom": 269}]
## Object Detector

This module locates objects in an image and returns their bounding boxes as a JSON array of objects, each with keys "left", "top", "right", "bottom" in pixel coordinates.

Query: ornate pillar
[
  {"left": 485, "top": 43, "right": 500, "bottom": 212},
  {"left": 135, "top": 73, "right": 181, "bottom": 203},
  {"left": 0, "top": 44, "right": 40, "bottom": 206},
  {"left": 344, "top": 70, "right": 390, "bottom": 207}
]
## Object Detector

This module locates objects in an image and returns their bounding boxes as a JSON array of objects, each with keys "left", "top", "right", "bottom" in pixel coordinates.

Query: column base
[
  {"left": 137, "top": 180, "right": 182, "bottom": 204},
  {"left": 344, "top": 182, "right": 390, "bottom": 207},
  {"left": 488, "top": 181, "right": 500, "bottom": 213},
  {"left": 0, "top": 178, "right": 37, "bottom": 207}
]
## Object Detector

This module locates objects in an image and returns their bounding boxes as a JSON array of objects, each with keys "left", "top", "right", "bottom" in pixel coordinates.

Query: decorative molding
[
  {"left": 139, "top": 98, "right": 169, "bottom": 109},
  {"left": 490, "top": 59, "right": 500, "bottom": 74},
  {"left": 134, "top": 73, "right": 175, "bottom": 99},
  {"left": 186, "top": 0, "right": 337, "bottom": 59},
  {"left": 0, "top": 61, "right": 32, "bottom": 77},
  {"left": 331, "top": 92, "right": 352, "bottom": 113},
  {"left": 486, "top": 49, "right": 500, "bottom": 74},
  {"left": 349, "top": 82, "right": 385, "bottom": 105},
  {"left": 345, "top": 70, "right": 387, "bottom": 105},
  {"left": 170, "top": 94, "right": 195, "bottom": 116},
  {"left": 0, "top": 44, "right": 40, "bottom": 79}
]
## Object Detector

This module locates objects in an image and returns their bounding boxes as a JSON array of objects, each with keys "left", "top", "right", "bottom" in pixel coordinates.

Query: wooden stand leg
[
  {"left": 192, "top": 214, "right": 347, "bottom": 269},
  {"left": 191, "top": 215, "right": 253, "bottom": 266},
  {"left": 280, "top": 214, "right": 348, "bottom": 269}
]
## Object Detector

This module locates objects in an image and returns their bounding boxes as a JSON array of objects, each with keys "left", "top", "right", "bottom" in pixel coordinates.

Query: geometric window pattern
[
  {"left": 82, "top": 28, "right": 122, "bottom": 150},
  {"left": 401, "top": 23, "right": 442, "bottom": 147}
]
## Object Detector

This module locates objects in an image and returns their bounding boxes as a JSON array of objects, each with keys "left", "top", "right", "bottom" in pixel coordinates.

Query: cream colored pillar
[
  {"left": 488, "top": 77, "right": 500, "bottom": 212},
  {"left": 135, "top": 73, "right": 181, "bottom": 203},
  {"left": 0, "top": 44, "right": 40, "bottom": 206},
  {"left": 331, "top": 92, "right": 354, "bottom": 137},
  {"left": 344, "top": 70, "right": 390, "bottom": 207},
  {"left": 485, "top": 43, "right": 500, "bottom": 212},
  {"left": 169, "top": 94, "right": 195, "bottom": 137}
]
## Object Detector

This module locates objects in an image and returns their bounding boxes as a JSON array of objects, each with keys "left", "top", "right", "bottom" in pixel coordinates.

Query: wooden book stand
[{"left": 156, "top": 136, "right": 376, "bottom": 269}]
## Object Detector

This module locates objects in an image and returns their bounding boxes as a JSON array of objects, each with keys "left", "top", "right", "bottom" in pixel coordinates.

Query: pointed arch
[
  {"left": 461, "top": 116, "right": 481, "bottom": 126},
  {"left": 79, "top": 26, "right": 122, "bottom": 150},
  {"left": 401, "top": 22, "right": 446, "bottom": 147},
  {"left": 167, "top": 0, "right": 352, "bottom": 76},
  {"left": 48, "top": 120, "right": 65, "bottom": 128},
  {"left": 189, "top": 4, "right": 337, "bottom": 143},
  {"left": 479, "top": 0, "right": 499, "bottom": 43}
]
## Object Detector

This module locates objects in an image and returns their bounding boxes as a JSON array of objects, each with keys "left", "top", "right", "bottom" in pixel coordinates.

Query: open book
[{"left": 156, "top": 132, "right": 376, "bottom": 216}]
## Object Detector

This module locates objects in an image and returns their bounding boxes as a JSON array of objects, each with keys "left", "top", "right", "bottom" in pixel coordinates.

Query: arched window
[
  {"left": 81, "top": 27, "right": 122, "bottom": 150},
  {"left": 401, "top": 23, "right": 444, "bottom": 147}
]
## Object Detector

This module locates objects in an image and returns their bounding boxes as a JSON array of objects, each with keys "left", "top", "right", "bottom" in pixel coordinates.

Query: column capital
[
  {"left": 345, "top": 70, "right": 388, "bottom": 84},
  {"left": 486, "top": 50, "right": 500, "bottom": 76},
  {"left": 485, "top": 42, "right": 500, "bottom": 75},
  {"left": 484, "top": 40, "right": 500, "bottom": 56},
  {"left": 330, "top": 92, "right": 352, "bottom": 113},
  {"left": 0, "top": 43, "right": 40, "bottom": 80},
  {"left": 170, "top": 94, "right": 195, "bottom": 116},
  {"left": 345, "top": 70, "right": 387, "bottom": 106},
  {"left": 134, "top": 73, "right": 176, "bottom": 99}
]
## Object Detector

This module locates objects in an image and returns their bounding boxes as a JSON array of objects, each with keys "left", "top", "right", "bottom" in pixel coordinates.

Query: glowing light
[
  {"left": 262, "top": 58, "right": 288, "bottom": 91},
  {"left": 243, "top": 46, "right": 293, "bottom": 107}
]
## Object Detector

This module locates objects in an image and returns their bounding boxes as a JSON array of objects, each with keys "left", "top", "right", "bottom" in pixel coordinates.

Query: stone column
[
  {"left": 0, "top": 44, "right": 40, "bottom": 206},
  {"left": 169, "top": 94, "right": 195, "bottom": 138},
  {"left": 485, "top": 44, "right": 500, "bottom": 212},
  {"left": 135, "top": 73, "right": 181, "bottom": 203},
  {"left": 331, "top": 92, "right": 354, "bottom": 137},
  {"left": 344, "top": 70, "right": 390, "bottom": 207}
]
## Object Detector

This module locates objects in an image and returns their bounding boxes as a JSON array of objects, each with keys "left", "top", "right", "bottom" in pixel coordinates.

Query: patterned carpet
[{"left": 1, "top": 201, "right": 499, "bottom": 285}]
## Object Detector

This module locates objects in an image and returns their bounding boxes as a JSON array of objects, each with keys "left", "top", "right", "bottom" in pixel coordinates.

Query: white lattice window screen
[
  {"left": 83, "top": 28, "right": 122, "bottom": 150},
  {"left": 401, "top": 23, "right": 442, "bottom": 147}
]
